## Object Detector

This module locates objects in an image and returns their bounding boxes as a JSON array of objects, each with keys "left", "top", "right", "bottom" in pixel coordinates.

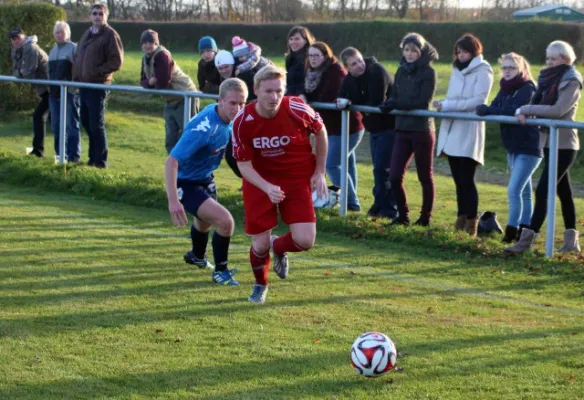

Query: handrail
[{"left": 2, "top": 75, "right": 580, "bottom": 258}]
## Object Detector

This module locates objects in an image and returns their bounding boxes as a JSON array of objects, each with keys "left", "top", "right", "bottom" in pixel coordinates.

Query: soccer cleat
[
  {"left": 270, "top": 235, "right": 289, "bottom": 279},
  {"left": 248, "top": 284, "right": 268, "bottom": 304},
  {"left": 184, "top": 251, "right": 215, "bottom": 270},
  {"left": 212, "top": 268, "right": 240, "bottom": 286}
]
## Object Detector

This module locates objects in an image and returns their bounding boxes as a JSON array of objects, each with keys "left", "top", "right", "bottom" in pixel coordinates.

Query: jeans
[
  {"left": 31, "top": 92, "right": 50, "bottom": 156},
  {"left": 506, "top": 153, "right": 542, "bottom": 228},
  {"left": 530, "top": 148, "right": 578, "bottom": 233},
  {"left": 164, "top": 100, "right": 198, "bottom": 154},
  {"left": 370, "top": 130, "right": 397, "bottom": 217},
  {"left": 49, "top": 93, "right": 81, "bottom": 161},
  {"left": 389, "top": 130, "right": 435, "bottom": 220},
  {"left": 326, "top": 130, "right": 364, "bottom": 207},
  {"left": 448, "top": 156, "right": 479, "bottom": 218},
  {"left": 79, "top": 88, "right": 108, "bottom": 167}
]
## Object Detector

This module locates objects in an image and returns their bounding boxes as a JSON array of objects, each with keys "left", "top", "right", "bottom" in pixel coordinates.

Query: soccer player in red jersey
[{"left": 232, "top": 65, "right": 328, "bottom": 304}]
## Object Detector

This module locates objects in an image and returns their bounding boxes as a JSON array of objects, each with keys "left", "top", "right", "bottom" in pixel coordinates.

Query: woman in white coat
[{"left": 434, "top": 34, "right": 493, "bottom": 236}]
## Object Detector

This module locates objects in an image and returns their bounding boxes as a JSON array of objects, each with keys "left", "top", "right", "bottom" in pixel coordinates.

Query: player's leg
[
  {"left": 248, "top": 232, "right": 271, "bottom": 303},
  {"left": 196, "top": 198, "right": 239, "bottom": 286}
]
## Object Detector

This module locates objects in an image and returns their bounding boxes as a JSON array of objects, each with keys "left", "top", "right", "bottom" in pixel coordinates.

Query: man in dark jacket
[
  {"left": 10, "top": 28, "right": 49, "bottom": 158},
  {"left": 72, "top": 3, "right": 123, "bottom": 168},
  {"left": 338, "top": 47, "right": 397, "bottom": 219},
  {"left": 197, "top": 36, "right": 221, "bottom": 94}
]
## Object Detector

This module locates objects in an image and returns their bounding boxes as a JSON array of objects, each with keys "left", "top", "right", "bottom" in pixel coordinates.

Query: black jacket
[
  {"left": 338, "top": 57, "right": 395, "bottom": 133},
  {"left": 389, "top": 44, "right": 438, "bottom": 132},
  {"left": 477, "top": 81, "right": 542, "bottom": 157},
  {"left": 286, "top": 50, "right": 306, "bottom": 96},
  {"left": 197, "top": 59, "right": 221, "bottom": 94}
]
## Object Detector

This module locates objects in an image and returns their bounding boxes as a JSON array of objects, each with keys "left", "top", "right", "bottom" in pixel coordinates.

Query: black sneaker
[
  {"left": 367, "top": 204, "right": 380, "bottom": 217},
  {"left": 184, "top": 251, "right": 215, "bottom": 270},
  {"left": 414, "top": 217, "right": 431, "bottom": 227},
  {"left": 389, "top": 216, "right": 410, "bottom": 226},
  {"left": 348, "top": 204, "right": 361, "bottom": 212}
]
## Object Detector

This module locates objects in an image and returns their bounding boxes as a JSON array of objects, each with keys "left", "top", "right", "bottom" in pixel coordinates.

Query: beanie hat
[
  {"left": 198, "top": 36, "right": 217, "bottom": 54},
  {"left": 232, "top": 36, "right": 249, "bottom": 58},
  {"left": 400, "top": 34, "right": 424, "bottom": 52},
  {"left": 214, "top": 50, "right": 235, "bottom": 67},
  {"left": 140, "top": 29, "right": 159, "bottom": 45}
]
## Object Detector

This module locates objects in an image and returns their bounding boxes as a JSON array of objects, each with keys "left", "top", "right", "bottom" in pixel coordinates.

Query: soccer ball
[{"left": 350, "top": 332, "right": 397, "bottom": 378}]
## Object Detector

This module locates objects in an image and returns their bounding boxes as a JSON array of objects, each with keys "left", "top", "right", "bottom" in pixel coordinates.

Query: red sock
[
  {"left": 250, "top": 247, "right": 270, "bottom": 285},
  {"left": 273, "top": 232, "right": 306, "bottom": 254}
]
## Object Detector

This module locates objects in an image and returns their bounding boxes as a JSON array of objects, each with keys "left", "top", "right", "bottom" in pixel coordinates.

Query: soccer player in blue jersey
[{"left": 164, "top": 78, "right": 247, "bottom": 286}]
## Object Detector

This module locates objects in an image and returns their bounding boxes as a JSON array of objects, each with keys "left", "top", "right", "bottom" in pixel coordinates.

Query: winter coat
[
  {"left": 338, "top": 57, "right": 395, "bottom": 133},
  {"left": 436, "top": 55, "right": 493, "bottom": 165},
  {"left": 11, "top": 35, "right": 48, "bottom": 97},
  {"left": 286, "top": 50, "right": 307, "bottom": 96},
  {"left": 389, "top": 43, "right": 438, "bottom": 132},
  {"left": 73, "top": 24, "right": 124, "bottom": 84},
  {"left": 479, "top": 81, "right": 542, "bottom": 158},
  {"left": 519, "top": 66, "right": 582, "bottom": 151},
  {"left": 48, "top": 41, "right": 77, "bottom": 97},
  {"left": 197, "top": 58, "right": 221, "bottom": 94},
  {"left": 303, "top": 62, "right": 364, "bottom": 135}
]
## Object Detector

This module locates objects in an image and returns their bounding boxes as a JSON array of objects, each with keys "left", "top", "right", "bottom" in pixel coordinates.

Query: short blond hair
[
  {"left": 547, "top": 40, "right": 577, "bottom": 64},
  {"left": 253, "top": 65, "right": 286, "bottom": 91},
  {"left": 53, "top": 21, "right": 71, "bottom": 40},
  {"left": 219, "top": 77, "right": 248, "bottom": 99}
]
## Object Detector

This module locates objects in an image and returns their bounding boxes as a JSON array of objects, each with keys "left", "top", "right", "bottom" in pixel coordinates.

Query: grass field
[{"left": 1, "top": 52, "right": 584, "bottom": 399}]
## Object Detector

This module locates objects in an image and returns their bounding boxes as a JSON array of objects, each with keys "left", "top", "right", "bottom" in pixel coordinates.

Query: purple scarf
[
  {"left": 532, "top": 64, "right": 571, "bottom": 105},
  {"left": 500, "top": 74, "right": 528, "bottom": 94}
]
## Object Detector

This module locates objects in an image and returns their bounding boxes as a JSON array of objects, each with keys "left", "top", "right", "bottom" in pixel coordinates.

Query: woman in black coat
[{"left": 285, "top": 26, "right": 315, "bottom": 96}]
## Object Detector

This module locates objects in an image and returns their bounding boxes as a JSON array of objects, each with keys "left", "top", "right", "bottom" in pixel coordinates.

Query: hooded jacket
[
  {"left": 390, "top": 42, "right": 438, "bottom": 132},
  {"left": 338, "top": 57, "right": 395, "bottom": 133},
  {"left": 11, "top": 35, "right": 48, "bottom": 97},
  {"left": 48, "top": 40, "right": 77, "bottom": 97},
  {"left": 519, "top": 66, "right": 582, "bottom": 151},
  {"left": 436, "top": 55, "right": 493, "bottom": 165}
]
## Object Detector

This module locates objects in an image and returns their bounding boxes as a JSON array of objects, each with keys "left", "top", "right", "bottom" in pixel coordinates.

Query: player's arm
[
  {"left": 311, "top": 126, "right": 328, "bottom": 198},
  {"left": 237, "top": 161, "right": 285, "bottom": 204},
  {"left": 164, "top": 155, "right": 188, "bottom": 227}
]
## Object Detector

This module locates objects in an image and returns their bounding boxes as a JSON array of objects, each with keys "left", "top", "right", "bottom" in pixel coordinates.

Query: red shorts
[{"left": 242, "top": 179, "right": 316, "bottom": 235}]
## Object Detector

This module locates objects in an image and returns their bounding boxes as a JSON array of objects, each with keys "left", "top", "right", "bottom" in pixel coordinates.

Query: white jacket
[{"left": 436, "top": 55, "right": 493, "bottom": 165}]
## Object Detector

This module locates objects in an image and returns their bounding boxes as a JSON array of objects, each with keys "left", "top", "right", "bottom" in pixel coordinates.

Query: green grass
[{"left": 1, "top": 183, "right": 583, "bottom": 399}]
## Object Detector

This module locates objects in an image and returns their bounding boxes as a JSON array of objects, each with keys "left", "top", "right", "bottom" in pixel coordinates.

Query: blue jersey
[{"left": 170, "top": 104, "right": 231, "bottom": 182}]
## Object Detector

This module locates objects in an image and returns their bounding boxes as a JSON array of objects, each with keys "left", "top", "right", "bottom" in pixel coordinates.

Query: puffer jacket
[
  {"left": 11, "top": 35, "right": 48, "bottom": 97},
  {"left": 436, "top": 55, "right": 493, "bottom": 165},
  {"left": 48, "top": 40, "right": 77, "bottom": 97}
]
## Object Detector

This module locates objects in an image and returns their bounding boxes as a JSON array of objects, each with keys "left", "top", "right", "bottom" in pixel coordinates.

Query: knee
[
  {"left": 292, "top": 232, "right": 315, "bottom": 250},
  {"left": 252, "top": 236, "right": 270, "bottom": 255},
  {"left": 216, "top": 214, "right": 235, "bottom": 236}
]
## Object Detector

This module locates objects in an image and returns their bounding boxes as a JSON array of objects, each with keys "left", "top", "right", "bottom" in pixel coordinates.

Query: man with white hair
[
  {"left": 48, "top": 21, "right": 81, "bottom": 163},
  {"left": 10, "top": 27, "right": 49, "bottom": 158}
]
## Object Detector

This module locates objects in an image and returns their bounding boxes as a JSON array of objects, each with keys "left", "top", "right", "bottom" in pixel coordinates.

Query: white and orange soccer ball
[{"left": 350, "top": 332, "right": 397, "bottom": 378}]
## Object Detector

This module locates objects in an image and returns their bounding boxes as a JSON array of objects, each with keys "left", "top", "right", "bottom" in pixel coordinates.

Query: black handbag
[{"left": 477, "top": 211, "right": 504, "bottom": 235}]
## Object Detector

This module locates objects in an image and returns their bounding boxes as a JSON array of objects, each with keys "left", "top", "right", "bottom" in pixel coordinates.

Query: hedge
[
  {"left": 0, "top": 3, "right": 66, "bottom": 111},
  {"left": 69, "top": 20, "right": 584, "bottom": 64}
]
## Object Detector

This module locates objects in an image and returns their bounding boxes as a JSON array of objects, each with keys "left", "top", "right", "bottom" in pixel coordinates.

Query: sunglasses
[{"left": 92, "top": 11, "right": 104, "bottom": 16}]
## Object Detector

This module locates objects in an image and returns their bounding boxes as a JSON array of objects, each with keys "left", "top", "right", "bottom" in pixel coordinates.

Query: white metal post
[
  {"left": 58, "top": 86, "right": 68, "bottom": 165},
  {"left": 339, "top": 110, "right": 350, "bottom": 215},
  {"left": 545, "top": 126, "right": 559, "bottom": 257},
  {"left": 183, "top": 96, "right": 192, "bottom": 129}
]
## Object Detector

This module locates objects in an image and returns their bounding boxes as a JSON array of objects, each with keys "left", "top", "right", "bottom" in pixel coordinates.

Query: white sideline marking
[{"left": 1, "top": 198, "right": 584, "bottom": 316}]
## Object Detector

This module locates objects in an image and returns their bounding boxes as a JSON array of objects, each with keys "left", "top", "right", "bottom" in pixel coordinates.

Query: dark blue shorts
[{"left": 177, "top": 177, "right": 217, "bottom": 218}]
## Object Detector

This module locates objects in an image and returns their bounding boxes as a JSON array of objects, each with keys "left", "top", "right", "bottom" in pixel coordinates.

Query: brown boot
[
  {"left": 455, "top": 215, "right": 466, "bottom": 231},
  {"left": 464, "top": 217, "right": 479, "bottom": 237}
]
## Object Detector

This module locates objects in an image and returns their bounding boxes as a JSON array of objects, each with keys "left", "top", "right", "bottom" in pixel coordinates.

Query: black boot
[
  {"left": 502, "top": 225, "right": 519, "bottom": 244},
  {"left": 414, "top": 215, "right": 431, "bottom": 227},
  {"left": 517, "top": 224, "right": 529, "bottom": 242},
  {"left": 389, "top": 216, "right": 410, "bottom": 227}
]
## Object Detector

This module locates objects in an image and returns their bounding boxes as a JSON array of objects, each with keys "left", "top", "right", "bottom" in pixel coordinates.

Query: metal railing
[{"left": 2, "top": 75, "right": 584, "bottom": 258}]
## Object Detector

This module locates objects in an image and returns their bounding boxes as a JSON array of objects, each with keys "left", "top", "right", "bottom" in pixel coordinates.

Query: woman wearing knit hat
[
  {"left": 140, "top": 29, "right": 200, "bottom": 153},
  {"left": 231, "top": 36, "right": 270, "bottom": 76},
  {"left": 197, "top": 36, "right": 221, "bottom": 94}
]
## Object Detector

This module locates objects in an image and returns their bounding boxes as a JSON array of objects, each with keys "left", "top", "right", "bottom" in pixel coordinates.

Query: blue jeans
[
  {"left": 507, "top": 153, "right": 542, "bottom": 227},
  {"left": 79, "top": 88, "right": 108, "bottom": 167},
  {"left": 370, "top": 130, "right": 397, "bottom": 217},
  {"left": 49, "top": 94, "right": 81, "bottom": 161},
  {"left": 326, "top": 130, "right": 364, "bottom": 207}
]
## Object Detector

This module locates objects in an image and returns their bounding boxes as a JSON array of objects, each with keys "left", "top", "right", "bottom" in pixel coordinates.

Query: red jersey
[{"left": 232, "top": 96, "right": 324, "bottom": 184}]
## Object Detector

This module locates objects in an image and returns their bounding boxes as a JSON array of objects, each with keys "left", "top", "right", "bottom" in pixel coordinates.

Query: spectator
[
  {"left": 338, "top": 47, "right": 397, "bottom": 219},
  {"left": 197, "top": 36, "right": 221, "bottom": 94},
  {"left": 476, "top": 53, "right": 541, "bottom": 243},
  {"left": 302, "top": 41, "right": 365, "bottom": 212},
  {"left": 285, "top": 26, "right": 315, "bottom": 96},
  {"left": 10, "top": 27, "right": 49, "bottom": 158},
  {"left": 380, "top": 33, "right": 438, "bottom": 227},
  {"left": 506, "top": 40, "right": 583, "bottom": 254},
  {"left": 48, "top": 21, "right": 81, "bottom": 163},
  {"left": 72, "top": 3, "right": 123, "bottom": 168},
  {"left": 231, "top": 36, "right": 270, "bottom": 76},
  {"left": 435, "top": 33, "right": 493, "bottom": 236},
  {"left": 140, "top": 29, "right": 199, "bottom": 154}
]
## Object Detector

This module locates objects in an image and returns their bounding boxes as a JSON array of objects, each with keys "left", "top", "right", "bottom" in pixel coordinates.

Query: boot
[
  {"left": 558, "top": 229, "right": 581, "bottom": 253},
  {"left": 454, "top": 215, "right": 466, "bottom": 231},
  {"left": 501, "top": 225, "right": 518, "bottom": 244},
  {"left": 464, "top": 217, "right": 479, "bottom": 237},
  {"left": 504, "top": 228, "right": 536, "bottom": 254},
  {"left": 517, "top": 224, "right": 529, "bottom": 242}
]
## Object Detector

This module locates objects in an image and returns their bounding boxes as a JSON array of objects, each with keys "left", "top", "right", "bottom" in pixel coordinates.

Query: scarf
[
  {"left": 399, "top": 57, "right": 417, "bottom": 74},
  {"left": 532, "top": 63, "right": 571, "bottom": 105},
  {"left": 304, "top": 58, "right": 332, "bottom": 93},
  {"left": 454, "top": 59, "right": 471, "bottom": 71},
  {"left": 500, "top": 74, "right": 528, "bottom": 94}
]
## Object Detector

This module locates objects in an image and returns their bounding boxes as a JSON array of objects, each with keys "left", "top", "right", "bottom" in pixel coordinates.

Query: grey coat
[{"left": 11, "top": 35, "right": 49, "bottom": 97}]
